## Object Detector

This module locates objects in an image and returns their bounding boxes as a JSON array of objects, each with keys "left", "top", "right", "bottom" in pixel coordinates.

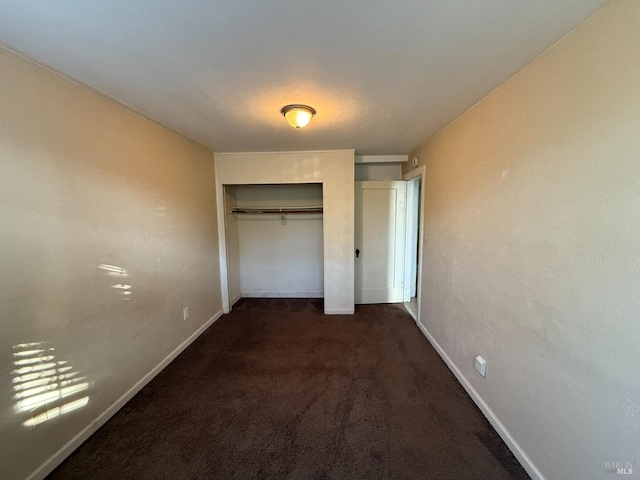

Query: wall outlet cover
[{"left": 475, "top": 355, "right": 487, "bottom": 377}]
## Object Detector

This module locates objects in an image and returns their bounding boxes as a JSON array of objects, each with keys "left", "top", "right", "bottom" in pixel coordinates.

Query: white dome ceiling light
[{"left": 280, "top": 104, "right": 316, "bottom": 129}]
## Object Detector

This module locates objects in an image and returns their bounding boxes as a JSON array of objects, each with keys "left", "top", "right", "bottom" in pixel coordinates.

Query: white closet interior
[{"left": 225, "top": 183, "right": 323, "bottom": 304}]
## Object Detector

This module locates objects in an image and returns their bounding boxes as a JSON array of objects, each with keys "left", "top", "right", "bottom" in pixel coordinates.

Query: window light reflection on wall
[
  {"left": 99, "top": 264, "right": 133, "bottom": 300},
  {"left": 12, "top": 342, "right": 89, "bottom": 428}
]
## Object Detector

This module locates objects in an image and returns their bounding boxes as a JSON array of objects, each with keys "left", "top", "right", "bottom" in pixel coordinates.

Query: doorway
[
  {"left": 354, "top": 181, "right": 406, "bottom": 304},
  {"left": 353, "top": 168, "right": 425, "bottom": 315},
  {"left": 402, "top": 167, "right": 425, "bottom": 321},
  {"left": 224, "top": 183, "right": 324, "bottom": 306}
]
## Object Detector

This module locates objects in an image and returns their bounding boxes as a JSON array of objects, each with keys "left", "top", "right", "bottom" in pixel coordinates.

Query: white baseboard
[
  {"left": 415, "top": 320, "right": 545, "bottom": 480},
  {"left": 28, "top": 309, "right": 224, "bottom": 480},
  {"left": 241, "top": 291, "right": 323, "bottom": 298},
  {"left": 403, "top": 303, "right": 418, "bottom": 321},
  {"left": 324, "top": 308, "right": 355, "bottom": 315}
]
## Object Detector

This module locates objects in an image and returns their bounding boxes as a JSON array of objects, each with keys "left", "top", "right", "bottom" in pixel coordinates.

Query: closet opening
[{"left": 224, "top": 183, "right": 324, "bottom": 308}]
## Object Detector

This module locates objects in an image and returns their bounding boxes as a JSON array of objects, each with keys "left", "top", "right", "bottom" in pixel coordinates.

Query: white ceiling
[{"left": 0, "top": 1, "right": 608, "bottom": 155}]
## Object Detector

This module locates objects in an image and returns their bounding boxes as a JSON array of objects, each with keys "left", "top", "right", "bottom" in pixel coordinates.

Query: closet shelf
[{"left": 229, "top": 206, "right": 323, "bottom": 215}]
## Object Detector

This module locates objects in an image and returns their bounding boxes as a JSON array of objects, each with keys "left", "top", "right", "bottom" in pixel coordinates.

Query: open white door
[
  {"left": 403, "top": 176, "right": 421, "bottom": 302},
  {"left": 355, "top": 181, "right": 406, "bottom": 304}
]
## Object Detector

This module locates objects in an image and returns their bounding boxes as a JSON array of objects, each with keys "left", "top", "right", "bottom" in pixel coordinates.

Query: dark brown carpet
[{"left": 48, "top": 299, "right": 530, "bottom": 480}]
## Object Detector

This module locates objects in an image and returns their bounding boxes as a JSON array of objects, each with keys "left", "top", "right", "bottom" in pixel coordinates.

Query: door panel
[
  {"left": 355, "top": 181, "right": 406, "bottom": 304},
  {"left": 404, "top": 177, "right": 421, "bottom": 301}
]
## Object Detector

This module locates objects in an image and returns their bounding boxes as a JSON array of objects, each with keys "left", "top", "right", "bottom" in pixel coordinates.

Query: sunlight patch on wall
[
  {"left": 99, "top": 263, "right": 133, "bottom": 300},
  {"left": 12, "top": 342, "right": 89, "bottom": 428}
]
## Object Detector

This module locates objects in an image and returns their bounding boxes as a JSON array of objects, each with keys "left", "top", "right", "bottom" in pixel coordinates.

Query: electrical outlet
[
  {"left": 475, "top": 355, "right": 487, "bottom": 377},
  {"left": 183, "top": 307, "right": 189, "bottom": 321}
]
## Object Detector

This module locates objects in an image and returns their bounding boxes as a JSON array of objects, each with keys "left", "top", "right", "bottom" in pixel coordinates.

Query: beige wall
[
  {"left": 224, "top": 186, "right": 242, "bottom": 305},
  {"left": 0, "top": 46, "right": 221, "bottom": 479},
  {"left": 404, "top": 1, "right": 640, "bottom": 479},
  {"left": 354, "top": 163, "right": 402, "bottom": 181}
]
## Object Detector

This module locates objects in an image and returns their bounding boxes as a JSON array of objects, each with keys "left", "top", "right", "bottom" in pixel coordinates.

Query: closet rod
[{"left": 230, "top": 206, "right": 323, "bottom": 215}]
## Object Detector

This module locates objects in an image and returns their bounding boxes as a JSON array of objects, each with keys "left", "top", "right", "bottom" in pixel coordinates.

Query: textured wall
[
  {"left": 354, "top": 163, "right": 402, "bottom": 181},
  {"left": 404, "top": 1, "right": 640, "bottom": 478},
  {"left": 224, "top": 186, "right": 242, "bottom": 304},
  {"left": 0, "top": 46, "right": 221, "bottom": 479}
]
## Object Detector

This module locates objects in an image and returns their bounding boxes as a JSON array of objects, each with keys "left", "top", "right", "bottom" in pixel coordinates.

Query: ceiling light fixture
[{"left": 280, "top": 104, "right": 316, "bottom": 129}]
